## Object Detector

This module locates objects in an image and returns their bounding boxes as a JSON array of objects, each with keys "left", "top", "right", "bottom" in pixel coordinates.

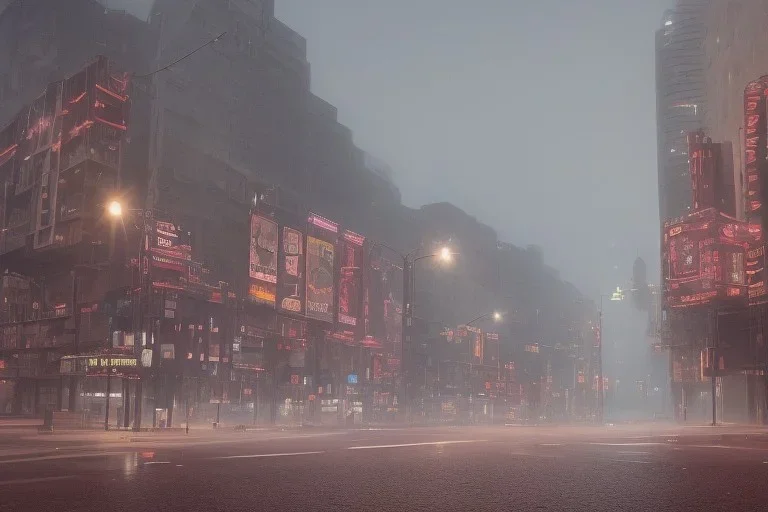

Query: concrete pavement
[{"left": 1, "top": 424, "right": 768, "bottom": 510}]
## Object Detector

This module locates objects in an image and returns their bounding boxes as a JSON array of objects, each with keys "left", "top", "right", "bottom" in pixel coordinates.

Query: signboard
[
  {"left": 141, "top": 349, "right": 153, "bottom": 368},
  {"left": 664, "top": 208, "right": 751, "bottom": 308},
  {"left": 308, "top": 212, "right": 339, "bottom": 233},
  {"left": 306, "top": 236, "right": 335, "bottom": 322},
  {"left": 473, "top": 331, "right": 484, "bottom": 363},
  {"left": 248, "top": 214, "right": 278, "bottom": 306},
  {"left": 744, "top": 78, "right": 767, "bottom": 301},
  {"left": 85, "top": 356, "right": 139, "bottom": 377},
  {"left": 338, "top": 230, "right": 364, "bottom": 328},
  {"left": 86, "top": 356, "right": 138, "bottom": 369},
  {"left": 347, "top": 373, "right": 358, "bottom": 384},
  {"left": 278, "top": 227, "right": 305, "bottom": 314},
  {"left": 152, "top": 220, "right": 191, "bottom": 261}
]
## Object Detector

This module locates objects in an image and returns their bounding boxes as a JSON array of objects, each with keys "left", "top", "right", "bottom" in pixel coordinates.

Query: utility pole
[
  {"left": 69, "top": 270, "right": 80, "bottom": 412},
  {"left": 104, "top": 368, "right": 112, "bottom": 431},
  {"left": 371, "top": 242, "right": 453, "bottom": 423},
  {"left": 597, "top": 297, "right": 604, "bottom": 425},
  {"left": 711, "top": 308, "right": 718, "bottom": 427},
  {"left": 133, "top": 214, "right": 149, "bottom": 431},
  {"left": 401, "top": 258, "right": 412, "bottom": 422},
  {"left": 252, "top": 377, "right": 259, "bottom": 426}
]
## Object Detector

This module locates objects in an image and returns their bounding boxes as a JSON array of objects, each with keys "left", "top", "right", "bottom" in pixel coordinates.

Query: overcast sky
[{"left": 276, "top": 0, "right": 672, "bottom": 298}]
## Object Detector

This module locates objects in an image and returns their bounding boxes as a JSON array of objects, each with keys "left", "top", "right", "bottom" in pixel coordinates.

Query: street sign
[{"left": 141, "top": 349, "right": 153, "bottom": 368}]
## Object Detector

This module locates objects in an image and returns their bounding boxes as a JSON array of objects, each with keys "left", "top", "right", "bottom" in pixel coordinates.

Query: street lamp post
[
  {"left": 596, "top": 288, "right": 625, "bottom": 425},
  {"left": 463, "top": 311, "right": 503, "bottom": 374},
  {"left": 371, "top": 242, "right": 453, "bottom": 422},
  {"left": 461, "top": 311, "right": 503, "bottom": 420},
  {"left": 107, "top": 200, "right": 148, "bottom": 431},
  {"left": 598, "top": 296, "right": 604, "bottom": 426}
]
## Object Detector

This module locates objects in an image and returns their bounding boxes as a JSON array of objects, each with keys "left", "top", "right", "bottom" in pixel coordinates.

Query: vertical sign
[
  {"left": 306, "top": 236, "right": 335, "bottom": 322},
  {"left": 367, "top": 250, "right": 386, "bottom": 341},
  {"left": 248, "top": 214, "right": 278, "bottom": 306},
  {"left": 473, "top": 330, "right": 484, "bottom": 364},
  {"left": 278, "top": 227, "right": 305, "bottom": 314},
  {"left": 745, "top": 78, "right": 767, "bottom": 300},
  {"left": 338, "top": 230, "right": 364, "bottom": 329}
]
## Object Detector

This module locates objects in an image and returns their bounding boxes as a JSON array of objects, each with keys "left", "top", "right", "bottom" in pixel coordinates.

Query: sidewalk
[{"left": 0, "top": 418, "right": 42, "bottom": 429}]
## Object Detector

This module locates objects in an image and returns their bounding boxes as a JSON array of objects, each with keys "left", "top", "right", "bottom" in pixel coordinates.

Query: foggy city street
[{"left": 1, "top": 0, "right": 768, "bottom": 510}]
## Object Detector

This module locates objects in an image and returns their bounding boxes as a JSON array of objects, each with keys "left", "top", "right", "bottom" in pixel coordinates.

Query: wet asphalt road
[{"left": 1, "top": 425, "right": 768, "bottom": 511}]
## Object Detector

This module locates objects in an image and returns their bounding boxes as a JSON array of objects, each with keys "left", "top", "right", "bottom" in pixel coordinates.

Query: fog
[{"left": 276, "top": 0, "right": 672, "bottom": 298}]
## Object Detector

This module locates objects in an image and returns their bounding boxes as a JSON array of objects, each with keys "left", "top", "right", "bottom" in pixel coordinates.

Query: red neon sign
[{"left": 308, "top": 213, "right": 338, "bottom": 233}]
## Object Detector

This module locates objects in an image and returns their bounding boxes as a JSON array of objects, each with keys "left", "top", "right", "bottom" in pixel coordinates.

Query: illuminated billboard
[
  {"left": 744, "top": 78, "right": 766, "bottom": 227},
  {"left": 338, "top": 230, "right": 364, "bottom": 329},
  {"left": 664, "top": 208, "right": 750, "bottom": 308},
  {"left": 743, "top": 77, "right": 768, "bottom": 301},
  {"left": 248, "top": 214, "right": 278, "bottom": 306},
  {"left": 306, "top": 236, "right": 335, "bottom": 322},
  {"left": 278, "top": 227, "right": 305, "bottom": 315},
  {"left": 152, "top": 220, "right": 191, "bottom": 262},
  {"left": 747, "top": 244, "right": 767, "bottom": 299},
  {"left": 473, "top": 330, "right": 484, "bottom": 364}
]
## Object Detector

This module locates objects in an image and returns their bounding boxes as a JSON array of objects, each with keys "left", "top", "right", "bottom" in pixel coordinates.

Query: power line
[{"left": 134, "top": 31, "right": 227, "bottom": 79}]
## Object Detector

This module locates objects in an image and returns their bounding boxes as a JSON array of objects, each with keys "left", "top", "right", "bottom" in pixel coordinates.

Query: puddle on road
[{"left": 122, "top": 450, "right": 187, "bottom": 479}]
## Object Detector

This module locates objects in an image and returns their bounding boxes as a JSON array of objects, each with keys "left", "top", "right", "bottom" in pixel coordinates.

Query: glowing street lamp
[
  {"left": 106, "top": 198, "right": 148, "bottom": 430},
  {"left": 466, "top": 310, "right": 504, "bottom": 326},
  {"left": 369, "top": 241, "right": 456, "bottom": 420},
  {"left": 107, "top": 200, "right": 123, "bottom": 218}
]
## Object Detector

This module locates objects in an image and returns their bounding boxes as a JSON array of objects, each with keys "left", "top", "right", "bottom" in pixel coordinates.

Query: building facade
[
  {"left": 0, "top": 0, "right": 594, "bottom": 424},
  {"left": 703, "top": 0, "right": 768, "bottom": 221}
]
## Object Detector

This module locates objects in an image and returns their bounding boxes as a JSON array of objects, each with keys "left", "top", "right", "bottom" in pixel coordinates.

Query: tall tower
[{"left": 655, "top": 1, "right": 709, "bottom": 224}]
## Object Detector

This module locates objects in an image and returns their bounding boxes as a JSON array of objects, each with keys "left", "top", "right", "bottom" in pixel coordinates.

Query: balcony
[
  {"left": 57, "top": 194, "right": 85, "bottom": 223},
  {"left": 1, "top": 219, "right": 31, "bottom": 254}
]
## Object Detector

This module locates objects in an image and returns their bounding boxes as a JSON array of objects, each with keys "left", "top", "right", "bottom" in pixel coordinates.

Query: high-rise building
[
  {"left": 702, "top": 1, "right": 768, "bottom": 224},
  {"left": 655, "top": 1, "right": 709, "bottom": 223}
]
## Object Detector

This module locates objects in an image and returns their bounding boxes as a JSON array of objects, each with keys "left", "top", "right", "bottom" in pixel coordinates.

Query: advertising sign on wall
[
  {"left": 744, "top": 78, "right": 767, "bottom": 301},
  {"left": 153, "top": 220, "right": 192, "bottom": 260},
  {"left": 338, "top": 230, "right": 364, "bottom": 328},
  {"left": 278, "top": 227, "right": 305, "bottom": 315},
  {"left": 306, "top": 236, "right": 335, "bottom": 322},
  {"left": 249, "top": 214, "right": 278, "bottom": 306}
]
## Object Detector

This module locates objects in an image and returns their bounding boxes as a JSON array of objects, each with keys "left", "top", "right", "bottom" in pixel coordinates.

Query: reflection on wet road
[{"left": 2, "top": 426, "right": 768, "bottom": 511}]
